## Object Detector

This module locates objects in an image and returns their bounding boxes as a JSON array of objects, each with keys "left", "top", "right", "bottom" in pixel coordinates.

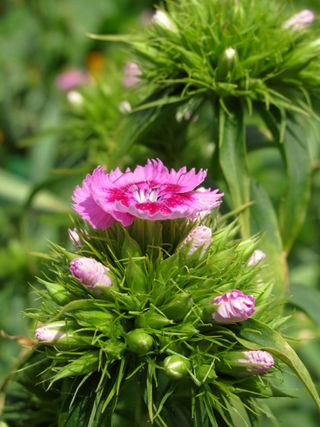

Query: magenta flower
[
  {"left": 123, "top": 62, "right": 141, "bottom": 88},
  {"left": 234, "top": 351, "right": 275, "bottom": 375},
  {"left": 211, "top": 290, "right": 255, "bottom": 324},
  {"left": 182, "top": 225, "right": 212, "bottom": 255},
  {"left": 56, "top": 69, "right": 90, "bottom": 91},
  {"left": 283, "top": 9, "right": 315, "bottom": 31},
  {"left": 70, "top": 257, "right": 112, "bottom": 290},
  {"left": 72, "top": 159, "right": 223, "bottom": 229}
]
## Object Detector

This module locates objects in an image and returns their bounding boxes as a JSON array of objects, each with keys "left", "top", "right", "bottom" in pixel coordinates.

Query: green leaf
[
  {"left": 218, "top": 105, "right": 250, "bottom": 238},
  {"left": 250, "top": 181, "right": 287, "bottom": 296},
  {"left": 0, "top": 169, "right": 69, "bottom": 213},
  {"left": 239, "top": 318, "right": 320, "bottom": 410},
  {"left": 278, "top": 115, "right": 312, "bottom": 252},
  {"left": 289, "top": 283, "right": 320, "bottom": 325}
]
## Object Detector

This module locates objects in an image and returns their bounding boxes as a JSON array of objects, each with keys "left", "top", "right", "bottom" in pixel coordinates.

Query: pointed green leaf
[
  {"left": 240, "top": 318, "right": 320, "bottom": 410},
  {"left": 218, "top": 106, "right": 250, "bottom": 238},
  {"left": 250, "top": 181, "right": 287, "bottom": 296},
  {"left": 278, "top": 115, "right": 312, "bottom": 252}
]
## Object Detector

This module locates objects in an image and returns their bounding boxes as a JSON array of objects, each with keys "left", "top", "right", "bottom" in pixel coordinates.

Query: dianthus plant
[{"left": 8, "top": 160, "right": 319, "bottom": 427}]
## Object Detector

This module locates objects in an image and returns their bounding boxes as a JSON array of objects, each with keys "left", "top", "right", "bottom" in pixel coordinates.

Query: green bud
[
  {"left": 53, "top": 351, "right": 99, "bottom": 382},
  {"left": 103, "top": 339, "right": 126, "bottom": 359},
  {"left": 125, "top": 260, "right": 147, "bottom": 293},
  {"left": 72, "top": 309, "right": 123, "bottom": 336},
  {"left": 41, "top": 279, "right": 72, "bottom": 305},
  {"left": 158, "top": 336, "right": 183, "bottom": 354},
  {"left": 163, "top": 355, "right": 190, "bottom": 380},
  {"left": 135, "top": 311, "right": 173, "bottom": 329},
  {"left": 162, "top": 292, "right": 193, "bottom": 321},
  {"left": 196, "top": 364, "right": 217, "bottom": 383},
  {"left": 121, "top": 233, "right": 142, "bottom": 258},
  {"left": 201, "top": 303, "right": 218, "bottom": 322},
  {"left": 126, "top": 329, "right": 154, "bottom": 354}
]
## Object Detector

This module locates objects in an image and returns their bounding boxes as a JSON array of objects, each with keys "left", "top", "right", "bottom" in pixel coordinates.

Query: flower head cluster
[{"left": 72, "top": 159, "right": 223, "bottom": 229}]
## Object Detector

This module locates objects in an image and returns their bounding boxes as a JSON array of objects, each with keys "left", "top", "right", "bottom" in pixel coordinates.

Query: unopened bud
[
  {"left": 70, "top": 257, "right": 112, "bottom": 292},
  {"left": 211, "top": 290, "right": 255, "bottom": 324},
  {"left": 68, "top": 228, "right": 81, "bottom": 246},
  {"left": 152, "top": 10, "right": 177, "bottom": 32},
  {"left": 126, "top": 329, "right": 153, "bottom": 354},
  {"left": 182, "top": 225, "right": 212, "bottom": 256},
  {"left": 123, "top": 62, "right": 141, "bottom": 88},
  {"left": 248, "top": 249, "right": 266, "bottom": 266},
  {"left": 163, "top": 355, "right": 190, "bottom": 379},
  {"left": 217, "top": 350, "right": 274, "bottom": 376},
  {"left": 283, "top": 9, "right": 315, "bottom": 31}
]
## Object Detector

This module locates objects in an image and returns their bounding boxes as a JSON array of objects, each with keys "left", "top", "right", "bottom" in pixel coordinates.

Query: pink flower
[
  {"left": 235, "top": 351, "right": 274, "bottom": 375},
  {"left": 56, "top": 69, "right": 90, "bottom": 91},
  {"left": 283, "top": 9, "right": 315, "bottom": 31},
  {"left": 182, "top": 225, "right": 212, "bottom": 256},
  {"left": 123, "top": 62, "right": 141, "bottom": 88},
  {"left": 72, "top": 159, "right": 223, "bottom": 228},
  {"left": 70, "top": 257, "right": 112, "bottom": 289},
  {"left": 211, "top": 290, "right": 255, "bottom": 324}
]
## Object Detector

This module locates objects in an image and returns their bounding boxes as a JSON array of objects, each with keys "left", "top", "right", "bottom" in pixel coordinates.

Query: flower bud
[
  {"left": 123, "top": 62, "right": 141, "bottom": 88},
  {"left": 152, "top": 10, "right": 177, "bottom": 32},
  {"left": 162, "top": 292, "right": 193, "bottom": 321},
  {"left": 196, "top": 364, "right": 217, "bottom": 383},
  {"left": 68, "top": 228, "right": 81, "bottom": 246},
  {"left": 119, "top": 100, "right": 132, "bottom": 114},
  {"left": 72, "top": 309, "right": 123, "bottom": 336},
  {"left": 211, "top": 290, "right": 255, "bottom": 324},
  {"left": 283, "top": 9, "right": 315, "bottom": 31},
  {"left": 136, "top": 311, "right": 173, "bottom": 329},
  {"left": 70, "top": 257, "right": 112, "bottom": 292},
  {"left": 163, "top": 355, "right": 190, "bottom": 380},
  {"left": 216, "top": 47, "right": 238, "bottom": 81},
  {"left": 126, "top": 329, "right": 154, "bottom": 354},
  {"left": 182, "top": 225, "right": 212, "bottom": 256},
  {"left": 217, "top": 350, "right": 274, "bottom": 376},
  {"left": 103, "top": 339, "right": 126, "bottom": 359},
  {"left": 67, "top": 91, "right": 84, "bottom": 108},
  {"left": 35, "top": 321, "right": 87, "bottom": 346},
  {"left": 247, "top": 249, "right": 266, "bottom": 266}
]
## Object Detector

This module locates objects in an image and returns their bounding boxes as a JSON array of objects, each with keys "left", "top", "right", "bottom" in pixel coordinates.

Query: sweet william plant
[{"left": 11, "top": 159, "right": 319, "bottom": 427}]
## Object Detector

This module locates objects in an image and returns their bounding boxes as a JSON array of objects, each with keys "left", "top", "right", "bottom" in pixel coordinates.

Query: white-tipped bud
[
  {"left": 182, "top": 225, "right": 212, "bottom": 256},
  {"left": 152, "top": 10, "right": 177, "bottom": 32},
  {"left": 225, "top": 47, "right": 236, "bottom": 60},
  {"left": 119, "top": 100, "right": 132, "bottom": 114},
  {"left": 67, "top": 90, "right": 84, "bottom": 107},
  {"left": 68, "top": 228, "right": 81, "bottom": 246},
  {"left": 283, "top": 9, "right": 315, "bottom": 31},
  {"left": 248, "top": 249, "right": 266, "bottom": 267}
]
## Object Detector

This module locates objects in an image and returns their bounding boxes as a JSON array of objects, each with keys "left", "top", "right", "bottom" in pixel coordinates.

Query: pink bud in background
[
  {"left": 247, "top": 249, "right": 266, "bottom": 266},
  {"left": 35, "top": 321, "right": 66, "bottom": 342},
  {"left": 283, "top": 9, "right": 315, "bottom": 31},
  {"left": 182, "top": 225, "right": 212, "bottom": 255},
  {"left": 56, "top": 69, "right": 90, "bottom": 91},
  {"left": 212, "top": 290, "right": 255, "bottom": 324},
  {"left": 68, "top": 228, "right": 81, "bottom": 246},
  {"left": 123, "top": 62, "right": 141, "bottom": 88},
  {"left": 235, "top": 351, "right": 274, "bottom": 375},
  {"left": 152, "top": 10, "right": 177, "bottom": 32},
  {"left": 70, "top": 257, "right": 112, "bottom": 289}
]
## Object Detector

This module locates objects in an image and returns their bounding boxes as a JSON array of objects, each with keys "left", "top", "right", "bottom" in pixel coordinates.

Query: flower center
[{"left": 132, "top": 185, "right": 160, "bottom": 203}]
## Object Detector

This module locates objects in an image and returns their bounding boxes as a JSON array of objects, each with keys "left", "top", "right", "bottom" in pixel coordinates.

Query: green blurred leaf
[
  {"left": 240, "top": 318, "right": 320, "bottom": 410},
  {"left": 218, "top": 106, "right": 250, "bottom": 238},
  {"left": 278, "top": 115, "right": 312, "bottom": 252},
  {"left": 289, "top": 283, "right": 320, "bottom": 325},
  {"left": 0, "top": 168, "right": 69, "bottom": 212},
  {"left": 250, "top": 181, "right": 287, "bottom": 296}
]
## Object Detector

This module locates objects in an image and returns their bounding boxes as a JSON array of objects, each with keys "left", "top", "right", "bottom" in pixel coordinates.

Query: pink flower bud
[
  {"left": 123, "top": 62, "right": 141, "bottom": 88},
  {"left": 211, "top": 290, "right": 255, "bottom": 324},
  {"left": 247, "top": 249, "right": 266, "bottom": 266},
  {"left": 234, "top": 351, "right": 275, "bottom": 375},
  {"left": 283, "top": 9, "right": 315, "bottom": 31},
  {"left": 70, "top": 257, "right": 112, "bottom": 289},
  {"left": 56, "top": 69, "right": 90, "bottom": 91},
  {"left": 68, "top": 228, "right": 81, "bottom": 246},
  {"left": 217, "top": 350, "right": 274, "bottom": 376},
  {"left": 35, "top": 321, "right": 67, "bottom": 342},
  {"left": 182, "top": 225, "right": 212, "bottom": 255},
  {"left": 152, "top": 10, "right": 177, "bottom": 32}
]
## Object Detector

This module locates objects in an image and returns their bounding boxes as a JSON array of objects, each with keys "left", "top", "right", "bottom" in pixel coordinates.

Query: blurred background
[{"left": 0, "top": 1, "right": 319, "bottom": 426}]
